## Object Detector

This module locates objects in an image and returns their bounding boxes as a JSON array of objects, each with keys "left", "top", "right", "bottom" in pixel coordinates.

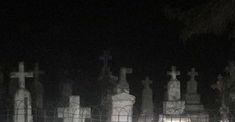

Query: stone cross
[
  {"left": 10, "top": 62, "right": 33, "bottom": 89},
  {"left": 211, "top": 74, "right": 224, "bottom": 92},
  {"left": 120, "top": 67, "right": 132, "bottom": 81},
  {"left": 167, "top": 66, "right": 180, "bottom": 81},
  {"left": 99, "top": 51, "right": 112, "bottom": 67},
  {"left": 34, "top": 63, "right": 44, "bottom": 82},
  {"left": 188, "top": 68, "right": 198, "bottom": 81},
  {"left": 117, "top": 67, "right": 132, "bottom": 93},
  {"left": 142, "top": 76, "right": 152, "bottom": 88}
]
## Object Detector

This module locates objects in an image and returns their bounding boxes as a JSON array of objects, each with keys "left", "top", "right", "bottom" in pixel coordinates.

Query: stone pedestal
[
  {"left": 159, "top": 66, "right": 190, "bottom": 122},
  {"left": 58, "top": 96, "right": 80, "bottom": 122},
  {"left": 111, "top": 93, "right": 135, "bottom": 122},
  {"left": 163, "top": 101, "right": 185, "bottom": 115},
  {"left": 188, "top": 113, "right": 209, "bottom": 122},
  {"left": 14, "top": 89, "right": 33, "bottom": 122}
]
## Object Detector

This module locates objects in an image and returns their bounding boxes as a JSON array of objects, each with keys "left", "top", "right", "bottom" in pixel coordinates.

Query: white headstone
[
  {"left": 58, "top": 96, "right": 91, "bottom": 122},
  {"left": 111, "top": 93, "right": 136, "bottom": 122},
  {"left": 11, "top": 62, "right": 34, "bottom": 122},
  {"left": 163, "top": 66, "right": 185, "bottom": 115},
  {"left": 58, "top": 96, "right": 80, "bottom": 122},
  {"left": 167, "top": 66, "right": 181, "bottom": 101},
  {"left": 111, "top": 67, "right": 135, "bottom": 122}
]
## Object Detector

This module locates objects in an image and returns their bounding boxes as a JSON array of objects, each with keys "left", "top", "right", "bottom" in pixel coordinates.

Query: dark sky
[{"left": 0, "top": 1, "right": 234, "bottom": 110}]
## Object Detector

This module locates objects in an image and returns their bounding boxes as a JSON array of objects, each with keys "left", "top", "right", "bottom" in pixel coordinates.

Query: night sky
[{"left": 0, "top": 1, "right": 234, "bottom": 111}]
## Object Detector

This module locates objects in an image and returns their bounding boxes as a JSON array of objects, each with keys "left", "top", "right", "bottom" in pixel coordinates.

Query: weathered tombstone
[
  {"left": 59, "top": 72, "right": 73, "bottom": 106},
  {"left": 58, "top": 96, "right": 91, "bottom": 122},
  {"left": 185, "top": 68, "right": 209, "bottom": 122},
  {"left": 138, "top": 76, "right": 154, "bottom": 122},
  {"left": 111, "top": 67, "right": 136, "bottom": 122},
  {"left": 11, "top": 62, "right": 34, "bottom": 122},
  {"left": 32, "top": 63, "right": 44, "bottom": 109},
  {"left": 159, "top": 66, "right": 189, "bottom": 122},
  {"left": 116, "top": 67, "right": 132, "bottom": 94},
  {"left": 58, "top": 96, "right": 80, "bottom": 122},
  {"left": 80, "top": 107, "right": 91, "bottom": 122},
  {"left": 212, "top": 75, "right": 230, "bottom": 122},
  {"left": 98, "top": 51, "right": 118, "bottom": 122}
]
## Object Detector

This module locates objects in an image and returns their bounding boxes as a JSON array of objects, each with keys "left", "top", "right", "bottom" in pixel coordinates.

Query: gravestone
[
  {"left": 185, "top": 68, "right": 209, "bottom": 122},
  {"left": 116, "top": 67, "right": 132, "bottom": 94},
  {"left": 58, "top": 96, "right": 80, "bottom": 122},
  {"left": 11, "top": 62, "right": 34, "bottom": 122},
  {"left": 159, "top": 66, "right": 189, "bottom": 122},
  {"left": 58, "top": 96, "right": 91, "bottom": 122},
  {"left": 32, "top": 63, "right": 44, "bottom": 109},
  {"left": 212, "top": 75, "right": 230, "bottom": 122},
  {"left": 80, "top": 107, "right": 91, "bottom": 122},
  {"left": 98, "top": 51, "right": 118, "bottom": 122},
  {"left": 138, "top": 77, "right": 154, "bottom": 122},
  {"left": 111, "top": 67, "right": 135, "bottom": 122}
]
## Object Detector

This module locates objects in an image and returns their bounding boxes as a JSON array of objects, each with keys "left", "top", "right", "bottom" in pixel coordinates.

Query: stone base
[
  {"left": 138, "top": 114, "right": 154, "bottom": 122},
  {"left": 163, "top": 101, "right": 185, "bottom": 115},
  {"left": 185, "top": 104, "right": 205, "bottom": 112},
  {"left": 185, "top": 94, "right": 200, "bottom": 104},
  {"left": 188, "top": 113, "right": 209, "bottom": 122},
  {"left": 158, "top": 114, "right": 191, "bottom": 122}
]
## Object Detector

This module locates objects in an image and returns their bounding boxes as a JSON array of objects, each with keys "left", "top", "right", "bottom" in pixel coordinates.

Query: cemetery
[{"left": 0, "top": 51, "right": 233, "bottom": 122}]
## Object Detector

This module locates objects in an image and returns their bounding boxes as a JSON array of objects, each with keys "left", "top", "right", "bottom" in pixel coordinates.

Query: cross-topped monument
[
  {"left": 167, "top": 66, "right": 180, "bottom": 81},
  {"left": 142, "top": 76, "right": 152, "bottom": 88},
  {"left": 188, "top": 68, "right": 198, "bottom": 81},
  {"left": 140, "top": 76, "right": 154, "bottom": 117},
  {"left": 99, "top": 51, "right": 112, "bottom": 68},
  {"left": 120, "top": 67, "right": 132, "bottom": 82},
  {"left": 11, "top": 62, "right": 34, "bottom": 122},
  {"left": 10, "top": 62, "right": 34, "bottom": 89},
  {"left": 34, "top": 63, "right": 44, "bottom": 82},
  {"left": 117, "top": 67, "right": 132, "bottom": 93}
]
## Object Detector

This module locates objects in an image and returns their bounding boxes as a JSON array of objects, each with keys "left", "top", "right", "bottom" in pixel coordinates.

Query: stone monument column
[
  {"left": 11, "top": 62, "right": 34, "bottom": 122},
  {"left": 138, "top": 77, "right": 154, "bottom": 122},
  {"left": 111, "top": 67, "right": 136, "bottom": 122},
  {"left": 159, "top": 66, "right": 190, "bottom": 122},
  {"left": 185, "top": 68, "right": 209, "bottom": 122}
]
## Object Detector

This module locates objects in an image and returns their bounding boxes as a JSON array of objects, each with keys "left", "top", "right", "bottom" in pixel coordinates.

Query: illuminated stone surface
[
  {"left": 58, "top": 96, "right": 91, "bottom": 122},
  {"left": 11, "top": 62, "right": 34, "bottom": 122},
  {"left": 111, "top": 67, "right": 135, "bottom": 122}
]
